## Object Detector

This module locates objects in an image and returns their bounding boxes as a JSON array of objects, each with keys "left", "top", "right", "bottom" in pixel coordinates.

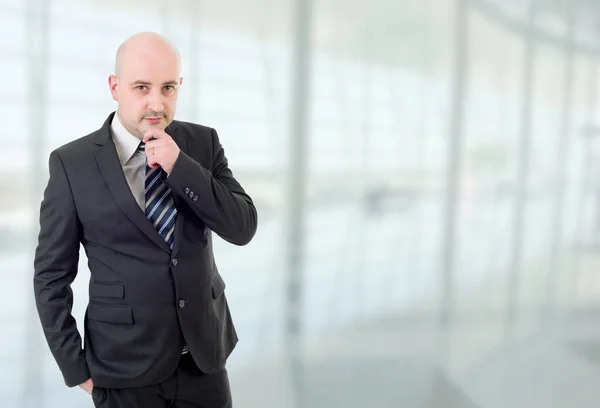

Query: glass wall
[{"left": 2, "top": 0, "right": 600, "bottom": 406}]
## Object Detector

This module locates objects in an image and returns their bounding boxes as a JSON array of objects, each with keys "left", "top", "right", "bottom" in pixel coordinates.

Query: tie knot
[{"left": 137, "top": 142, "right": 145, "bottom": 152}]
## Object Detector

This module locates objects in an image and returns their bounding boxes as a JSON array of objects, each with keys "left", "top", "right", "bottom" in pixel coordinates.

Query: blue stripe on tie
[
  {"left": 158, "top": 206, "right": 177, "bottom": 234},
  {"left": 153, "top": 199, "right": 176, "bottom": 229},
  {"left": 145, "top": 168, "right": 161, "bottom": 193},
  {"left": 142, "top": 143, "right": 177, "bottom": 249},
  {"left": 145, "top": 168, "right": 162, "bottom": 198},
  {"left": 147, "top": 187, "right": 171, "bottom": 220}
]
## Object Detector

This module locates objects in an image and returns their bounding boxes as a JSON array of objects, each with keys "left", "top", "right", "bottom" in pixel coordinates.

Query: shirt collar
[{"left": 111, "top": 112, "right": 142, "bottom": 165}]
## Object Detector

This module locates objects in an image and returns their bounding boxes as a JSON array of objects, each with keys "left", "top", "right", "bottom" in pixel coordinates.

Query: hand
[
  {"left": 79, "top": 378, "right": 94, "bottom": 395},
  {"left": 143, "top": 128, "right": 181, "bottom": 175}
]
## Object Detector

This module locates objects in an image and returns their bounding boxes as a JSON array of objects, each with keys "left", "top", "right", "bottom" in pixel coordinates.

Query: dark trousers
[{"left": 91, "top": 353, "right": 232, "bottom": 408}]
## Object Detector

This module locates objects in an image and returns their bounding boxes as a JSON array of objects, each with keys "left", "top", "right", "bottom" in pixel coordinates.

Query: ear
[
  {"left": 179, "top": 77, "right": 183, "bottom": 86},
  {"left": 108, "top": 75, "right": 119, "bottom": 102}
]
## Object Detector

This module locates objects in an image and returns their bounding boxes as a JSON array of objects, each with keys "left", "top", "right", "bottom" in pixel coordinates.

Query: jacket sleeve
[
  {"left": 165, "top": 128, "right": 258, "bottom": 246},
  {"left": 33, "top": 150, "right": 89, "bottom": 387}
]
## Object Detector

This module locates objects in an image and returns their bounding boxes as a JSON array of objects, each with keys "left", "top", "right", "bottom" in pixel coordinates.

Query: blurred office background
[{"left": 2, "top": 0, "right": 600, "bottom": 406}]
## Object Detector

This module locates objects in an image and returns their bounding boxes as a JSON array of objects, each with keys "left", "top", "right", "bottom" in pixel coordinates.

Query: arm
[
  {"left": 165, "top": 128, "right": 258, "bottom": 245},
  {"left": 33, "top": 150, "right": 89, "bottom": 387}
]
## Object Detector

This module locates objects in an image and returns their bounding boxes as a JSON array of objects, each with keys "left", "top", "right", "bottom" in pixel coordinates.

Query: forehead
[{"left": 119, "top": 47, "right": 180, "bottom": 82}]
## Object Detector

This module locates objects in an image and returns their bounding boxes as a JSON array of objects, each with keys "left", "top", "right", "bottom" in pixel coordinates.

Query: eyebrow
[{"left": 130, "top": 80, "right": 178, "bottom": 86}]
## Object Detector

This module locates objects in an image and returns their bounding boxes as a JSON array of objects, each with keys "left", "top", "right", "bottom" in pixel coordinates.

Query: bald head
[
  {"left": 114, "top": 32, "right": 181, "bottom": 77},
  {"left": 109, "top": 32, "right": 183, "bottom": 138}
]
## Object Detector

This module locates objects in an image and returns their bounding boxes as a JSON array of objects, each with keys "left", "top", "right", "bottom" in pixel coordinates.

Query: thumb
[
  {"left": 143, "top": 128, "right": 164, "bottom": 143},
  {"left": 143, "top": 130, "right": 159, "bottom": 143}
]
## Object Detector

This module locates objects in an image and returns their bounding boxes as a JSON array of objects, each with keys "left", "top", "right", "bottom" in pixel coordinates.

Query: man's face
[{"left": 109, "top": 42, "right": 182, "bottom": 138}]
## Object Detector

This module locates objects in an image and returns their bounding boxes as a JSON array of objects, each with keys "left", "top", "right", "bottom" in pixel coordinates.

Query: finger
[
  {"left": 143, "top": 129, "right": 168, "bottom": 142},
  {"left": 146, "top": 145, "right": 160, "bottom": 157},
  {"left": 143, "top": 139, "right": 166, "bottom": 149},
  {"left": 147, "top": 154, "right": 161, "bottom": 169},
  {"left": 142, "top": 130, "right": 159, "bottom": 143}
]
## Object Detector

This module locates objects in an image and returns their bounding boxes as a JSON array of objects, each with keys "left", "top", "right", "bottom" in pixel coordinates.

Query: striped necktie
[{"left": 138, "top": 142, "right": 177, "bottom": 249}]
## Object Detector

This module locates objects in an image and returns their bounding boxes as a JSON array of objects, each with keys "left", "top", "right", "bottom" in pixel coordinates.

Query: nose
[{"left": 146, "top": 89, "right": 164, "bottom": 113}]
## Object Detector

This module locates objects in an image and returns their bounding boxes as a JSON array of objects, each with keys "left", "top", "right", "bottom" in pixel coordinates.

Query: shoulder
[
  {"left": 52, "top": 130, "right": 100, "bottom": 161},
  {"left": 50, "top": 112, "right": 114, "bottom": 160},
  {"left": 171, "top": 119, "right": 217, "bottom": 145}
]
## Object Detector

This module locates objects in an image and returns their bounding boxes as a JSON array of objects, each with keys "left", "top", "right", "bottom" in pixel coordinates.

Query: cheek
[
  {"left": 130, "top": 100, "right": 147, "bottom": 118},
  {"left": 165, "top": 99, "right": 177, "bottom": 112},
  {"left": 122, "top": 92, "right": 144, "bottom": 106}
]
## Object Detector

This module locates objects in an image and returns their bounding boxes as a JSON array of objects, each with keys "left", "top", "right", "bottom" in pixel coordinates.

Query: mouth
[{"left": 144, "top": 117, "right": 164, "bottom": 124}]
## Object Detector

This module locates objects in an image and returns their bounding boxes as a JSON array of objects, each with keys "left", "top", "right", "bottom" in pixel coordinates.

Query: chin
[{"left": 160, "top": 118, "right": 173, "bottom": 128}]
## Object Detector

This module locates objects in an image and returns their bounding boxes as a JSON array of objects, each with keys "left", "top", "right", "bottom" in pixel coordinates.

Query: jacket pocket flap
[
  {"left": 88, "top": 303, "right": 133, "bottom": 325},
  {"left": 90, "top": 282, "right": 124, "bottom": 299},
  {"left": 212, "top": 273, "right": 226, "bottom": 299}
]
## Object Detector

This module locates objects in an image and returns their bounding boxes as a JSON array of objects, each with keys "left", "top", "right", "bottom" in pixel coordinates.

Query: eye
[
  {"left": 136, "top": 85, "right": 147, "bottom": 91},
  {"left": 164, "top": 85, "right": 174, "bottom": 92}
]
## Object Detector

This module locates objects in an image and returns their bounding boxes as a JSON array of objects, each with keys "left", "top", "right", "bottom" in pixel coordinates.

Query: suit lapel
[
  {"left": 169, "top": 127, "right": 187, "bottom": 256},
  {"left": 94, "top": 112, "right": 172, "bottom": 253}
]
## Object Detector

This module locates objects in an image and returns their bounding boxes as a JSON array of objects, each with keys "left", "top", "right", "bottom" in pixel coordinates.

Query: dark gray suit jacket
[{"left": 33, "top": 112, "right": 257, "bottom": 389}]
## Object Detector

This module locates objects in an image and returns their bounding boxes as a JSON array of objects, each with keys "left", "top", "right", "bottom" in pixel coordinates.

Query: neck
[{"left": 116, "top": 111, "right": 143, "bottom": 140}]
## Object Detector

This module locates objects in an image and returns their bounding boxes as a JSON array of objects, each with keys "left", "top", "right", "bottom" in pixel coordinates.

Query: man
[{"left": 33, "top": 32, "right": 257, "bottom": 408}]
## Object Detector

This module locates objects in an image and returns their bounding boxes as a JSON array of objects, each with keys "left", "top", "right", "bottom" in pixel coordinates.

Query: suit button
[
  {"left": 192, "top": 195, "right": 198, "bottom": 202},
  {"left": 188, "top": 191, "right": 194, "bottom": 198},
  {"left": 178, "top": 300, "right": 186, "bottom": 308},
  {"left": 171, "top": 258, "right": 178, "bottom": 267},
  {"left": 184, "top": 187, "right": 190, "bottom": 194}
]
